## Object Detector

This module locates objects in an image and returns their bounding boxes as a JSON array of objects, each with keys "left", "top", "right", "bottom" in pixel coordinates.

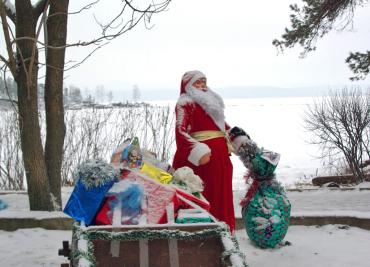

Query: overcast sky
[{"left": 64, "top": 0, "right": 370, "bottom": 93}]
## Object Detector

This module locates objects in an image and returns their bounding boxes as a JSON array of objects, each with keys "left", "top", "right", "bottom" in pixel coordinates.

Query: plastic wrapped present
[
  {"left": 241, "top": 180, "right": 291, "bottom": 248},
  {"left": 121, "top": 169, "right": 177, "bottom": 224},
  {"left": 174, "top": 187, "right": 210, "bottom": 212},
  {"left": 140, "top": 162, "right": 173, "bottom": 184},
  {"left": 111, "top": 137, "right": 142, "bottom": 169},
  {"left": 171, "top": 166, "right": 204, "bottom": 198},
  {"left": 63, "top": 159, "right": 119, "bottom": 226},
  {"left": 122, "top": 137, "right": 142, "bottom": 169},
  {"left": 142, "top": 149, "right": 172, "bottom": 173},
  {"left": 119, "top": 169, "right": 211, "bottom": 224},
  {"left": 175, "top": 208, "right": 212, "bottom": 224},
  {"left": 95, "top": 180, "right": 144, "bottom": 225},
  {"left": 111, "top": 139, "right": 131, "bottom": 165}
]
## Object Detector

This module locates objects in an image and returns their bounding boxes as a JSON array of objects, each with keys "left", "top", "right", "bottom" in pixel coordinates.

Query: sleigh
[
  {"left": 59, "top": 221, "right": 247, "bottom": 267},
  {"left": 59, "top": 164, "right": 247, "bottom": 267}
]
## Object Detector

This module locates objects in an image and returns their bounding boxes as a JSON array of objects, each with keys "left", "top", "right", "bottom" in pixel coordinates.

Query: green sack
[{"left": 242, "top": 181, "right": 291, "bottom": 248}]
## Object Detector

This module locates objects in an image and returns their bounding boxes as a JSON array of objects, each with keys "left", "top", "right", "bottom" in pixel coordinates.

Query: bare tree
[
  {"left": 1, "top": 104, "right": 175, "bottom": 189},
  {"left": 60, "top": 104, "right": 175, "bottom": 185},
  {"left": 142, "top": 104, "right": 175, "bottom": 161},
  {"left": 0, "top": 0, "right": 171, "bottom": 210},
  {"left": 0, "top": 111, "right": 24, "bottom": 190},
  {"left": 305, "top": 88, "right": 370, "bottom": 183}
]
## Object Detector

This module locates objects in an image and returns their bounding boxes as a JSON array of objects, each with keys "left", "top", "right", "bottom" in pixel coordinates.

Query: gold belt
[{"left": 190, "top": 130, "right": 234, "bottom": 153}]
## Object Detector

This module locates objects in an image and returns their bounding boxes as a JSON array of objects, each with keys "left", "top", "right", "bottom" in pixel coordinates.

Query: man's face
[{"left": 192, "top": 78, "right": 207, "bottom": 90}]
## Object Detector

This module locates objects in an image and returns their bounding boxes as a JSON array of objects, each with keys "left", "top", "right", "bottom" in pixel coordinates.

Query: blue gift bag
[
  {"left": 63, "top": 159, "right": 118, "bottom": 226},
  {"left": 64, "top": 179, "right": 115, "bottom": 226}
]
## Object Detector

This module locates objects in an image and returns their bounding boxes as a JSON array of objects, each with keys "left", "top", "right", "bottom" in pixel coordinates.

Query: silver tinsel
[{"left": 73, "top": 159, "right": 119, "bottom": 189}]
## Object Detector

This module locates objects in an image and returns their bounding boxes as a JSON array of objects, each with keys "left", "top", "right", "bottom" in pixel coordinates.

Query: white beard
[{"left": 186, "top": 86, "right": 226, "bottom": 131}]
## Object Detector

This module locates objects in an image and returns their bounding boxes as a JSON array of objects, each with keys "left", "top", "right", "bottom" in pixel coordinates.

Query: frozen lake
[
  {"left": 0, "top": 96, "right": 324, "bottom": 190},
  {"left": 149, "top": 96, "right": 323, "bottom": 189},
  {"left": 224, "top": 97, "right": 323, "bottom": 189}
]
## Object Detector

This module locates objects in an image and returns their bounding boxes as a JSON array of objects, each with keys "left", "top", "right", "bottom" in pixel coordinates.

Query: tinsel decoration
[
  {"left": 234, "top": 127, "right": 291, "bottom": 248},
  {"left": 71, "top": 222, "right": 248, "bottom": 267},
  {"left": 73, "top": 158, "right": 119, "bottom": 190}
]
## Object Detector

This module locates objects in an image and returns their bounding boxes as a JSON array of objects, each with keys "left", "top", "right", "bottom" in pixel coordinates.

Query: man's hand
[{"left": 199, "top": 153, "right": 211, "bottom": 165}]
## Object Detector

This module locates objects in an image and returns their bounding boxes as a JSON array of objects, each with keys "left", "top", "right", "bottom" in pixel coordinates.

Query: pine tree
[{"left": 273, "top": 0, "right": 370, "bottom": 81}]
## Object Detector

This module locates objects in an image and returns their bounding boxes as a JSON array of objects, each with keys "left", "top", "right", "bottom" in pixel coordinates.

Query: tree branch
[
  {"left": 0, "top": 2, "right": 17, "bottom": 78},
  {"left": 2, "top": 0, "right": 16, "bottom": 23},
  {"left": 33, "top": 0, "right": 49, "bottom": 18},
  {"left": 273, "top": 0, "right": 369, "bottom": 80},
  {"left": 346, "top": 51, "right": 370, "bottom": 81},
  {"left": 28, "top": 0, "right": 49, "bottom": 88}
]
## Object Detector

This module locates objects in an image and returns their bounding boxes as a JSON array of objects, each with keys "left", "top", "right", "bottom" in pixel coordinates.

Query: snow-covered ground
[
  {"left": 237, "top": 224, "right": 370, "bottom": 267},
  {"left": 1, "top": 185, "right": 370, "bottom": 266},
  {"left": 234, "top": 185, "right": 370, "bottom": 219}
]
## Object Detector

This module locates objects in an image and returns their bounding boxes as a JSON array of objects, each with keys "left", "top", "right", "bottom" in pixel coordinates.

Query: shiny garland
[
  {"left": 73, "top": 158, "right": 119, "bottom": 190},
  {"left": 72, "top": 223, "right": 96, "bottom": 267},
  {"left": 71, "top": 222, "right": 248, "bottom": 267}
]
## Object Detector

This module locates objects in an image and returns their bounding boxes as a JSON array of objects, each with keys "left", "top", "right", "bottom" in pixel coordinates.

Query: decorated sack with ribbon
[
  {"left": 63, "top": 159, "right": 119, "bottom": 226},
  {"left": 230, "top": 126, "right": 291, "bottom": 248}
]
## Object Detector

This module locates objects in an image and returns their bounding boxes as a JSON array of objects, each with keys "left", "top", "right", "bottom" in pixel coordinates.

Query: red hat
[{"left": 180, "top": 70, "right": 206, "bottom": 95}]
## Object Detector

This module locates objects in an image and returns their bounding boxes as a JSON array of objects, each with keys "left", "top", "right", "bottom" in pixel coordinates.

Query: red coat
[{"left": 172, "top": 94, "right": 235, "bottom": 232}]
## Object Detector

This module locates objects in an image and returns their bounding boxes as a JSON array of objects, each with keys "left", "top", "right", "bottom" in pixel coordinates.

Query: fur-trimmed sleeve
[
  {"left": 175, "top": 100, "right": 210, "bottom": 166},
  {"left": 226, "top": 123, "right": 250, "bottom": 154}
]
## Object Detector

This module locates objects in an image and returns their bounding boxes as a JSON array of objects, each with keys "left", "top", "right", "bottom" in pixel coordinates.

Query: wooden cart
[{"left": 59, "top": 222, "right": 247, "bottom": 267}]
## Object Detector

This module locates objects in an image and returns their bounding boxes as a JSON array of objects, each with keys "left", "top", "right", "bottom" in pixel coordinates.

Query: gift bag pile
[
  {"left": 230, "top": 127, "right": 291, "bottom": 249},
  {"left": 64, "top": 137, "right": 212, "bottom": 227}
]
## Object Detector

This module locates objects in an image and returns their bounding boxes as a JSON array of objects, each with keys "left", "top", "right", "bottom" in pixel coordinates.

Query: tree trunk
[
  {"left": 44, "top": 0, "right": 69, "bottom": 210},
  {"left": 346, "top": 154, "right": 364, "bottom": 184},
  {"left": 15, "top": 0, "right": 54, "bottom": 210}
]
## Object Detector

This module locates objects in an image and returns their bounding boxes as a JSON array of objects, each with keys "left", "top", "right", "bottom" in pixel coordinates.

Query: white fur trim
[
  {"left": 232, "top": 136, "right": 249, "bottom": 153},
  {"left": 188, "top": 142, "right": 211, "bottom": 166},
  {"left": 185, "top": 86, "right": 225, "bottom": 131},
  {"left": 177, "top": 94, "right": 194, "bottom": 106}
]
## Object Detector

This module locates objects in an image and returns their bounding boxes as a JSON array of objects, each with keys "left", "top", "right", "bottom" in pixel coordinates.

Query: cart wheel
[{"left": 58, "top": 240, "right": 72, "bottom": 266}]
